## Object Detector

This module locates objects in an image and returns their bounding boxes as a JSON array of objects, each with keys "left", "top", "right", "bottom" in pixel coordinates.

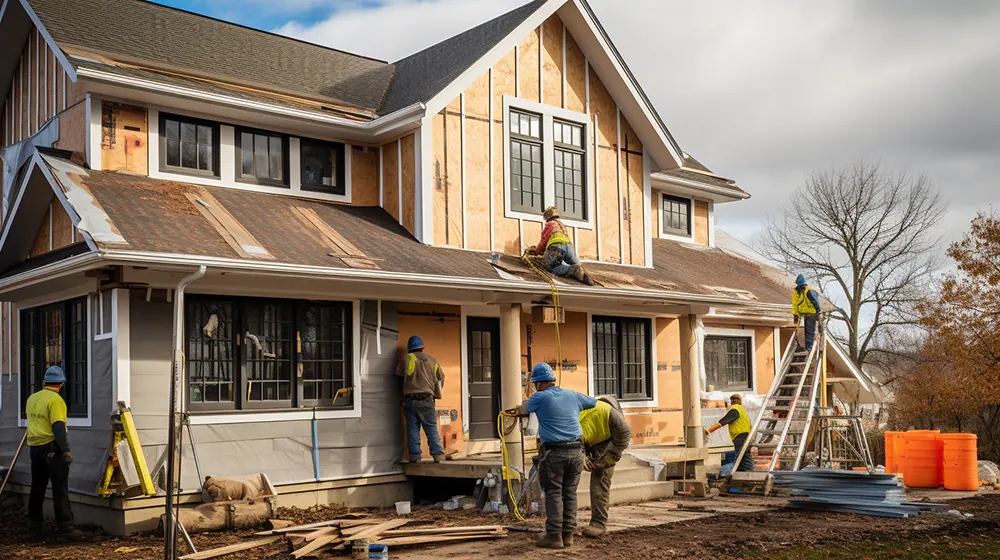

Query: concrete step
[
  {"left": 579, "top": 466, "right": 654, "bottom": 488},
  {"left": 577, "top": 481, "right": 675, "bottom": 509}
]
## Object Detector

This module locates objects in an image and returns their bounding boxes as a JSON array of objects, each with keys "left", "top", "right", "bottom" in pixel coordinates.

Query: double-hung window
[
  {"left": 160, "top": 113, "right": 219, "bottom": 177},
  {"left": 20, "top": 298, "right": 88, "bottom": 418},
  {"left": 509, "top": 110, "right": 544, "bottom": 214},
  {"left": 185, "top": 297, "right": 353, "bottom": 412},
  {"left": 553, "top": 120, "right": 586, "bottom": 220},
  {"left": 661, "top": 194, "right": 692, "bottom": 237},
  {"left": 236, "top": 128, "right": 288, "bottom": 187},
  {"left": 592, "top": 316, "right": 652, "bottom": 401},
  {"left": 704, "top": 336, "right": 753, "bottom": 392},
  {"left": 300, "top": 139, "right": 346, "bottom": 195}
]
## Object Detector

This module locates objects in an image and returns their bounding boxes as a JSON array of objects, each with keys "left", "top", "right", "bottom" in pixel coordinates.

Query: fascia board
[
  {"left": 826, "top": 336, "right": 874, "bottom": 395},
  {"left": 16, "top": 0, "right": 79, "bottom": 81},
  {"left": 651, "top": 173, "right": 749, "bottom": 203}
]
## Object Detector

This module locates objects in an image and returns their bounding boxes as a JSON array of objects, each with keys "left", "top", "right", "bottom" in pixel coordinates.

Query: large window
[
  {"left": 592, "top": 316, "right": 652, "bottom": 401},
  {"left": 160, "top": 113, "right": 219, "bottom": 177},
  {"left": 704, "top": 336, "right": 753, "bottom": 392},
  {"left": 553, "top": 120, "right": 586, "bottom": 220},
  {"left": 300, "top": 139, "right": 346, "bottom": 195},
  {"left": 20, "top": 298, "right": 88, "bottom": 418},
  {"left": 185, "top": 297, "right": 353, "bottom": 411},
  {"left": 236, "top": 128, "right": 288, "bottom": 187},
  {"left": 661, "top": 194, "right": 691, "bottom": 237},
  {"left": 510, "top": 109, "right": 544, "bottom": 214}
]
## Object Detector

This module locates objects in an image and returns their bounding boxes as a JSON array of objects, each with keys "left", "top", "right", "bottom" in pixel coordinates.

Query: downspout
[
  {"left": 164, "top": 266, "right": 206, "bottom": 560},
  {"left": 312, "top": 408, "right": 321, "bottom": 482}
]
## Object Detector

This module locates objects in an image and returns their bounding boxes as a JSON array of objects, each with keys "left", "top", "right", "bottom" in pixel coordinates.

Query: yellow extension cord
[
  {"left": 520, "top": 250, "right": 563, "bottom": 386},
  {"left": 498, "top": 411, "right": 527, "bottom": 521}
]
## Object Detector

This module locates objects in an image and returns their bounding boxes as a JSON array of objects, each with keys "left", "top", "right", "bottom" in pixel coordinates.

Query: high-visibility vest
[
  {"left": 792, "top": 287, "right": 818, "bottom": 316},
  {"left": 546, "top": 221, "right": 572, "bottom": 248},
  {"left": 727, "top": 403, "right": 751, "bottom": 440},
  {"left": 579, "top": 400, "right": 612, "bottom": 446}
]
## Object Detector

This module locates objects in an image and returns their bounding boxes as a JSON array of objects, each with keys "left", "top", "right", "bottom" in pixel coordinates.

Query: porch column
[
  {"left": 499, "top": 303, "right": 524, "bottom": 471},
  {"left": 682, "top": 314, "right": 705, "bottom": 449}
]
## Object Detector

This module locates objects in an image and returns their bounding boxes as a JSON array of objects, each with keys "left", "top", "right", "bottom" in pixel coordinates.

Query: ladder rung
[{"left": 778, "top": 384, "right": 801, "bottom": 389}]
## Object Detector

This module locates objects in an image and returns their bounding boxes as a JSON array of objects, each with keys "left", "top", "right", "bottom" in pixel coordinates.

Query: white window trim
[
  {"left": 502, "top": 96, "right": 594, "bottom": 230},
  {"left": 658, "top": 191, "right": 696, "bottom": 244},
  {"left": 146, "top": 106, "right": 354, "bottom": 205},
  {"left": 189, "top": 300, "right": 362, "bottom": 425},
  {"left": 703, "top": 326, "right": 757, "bottom": 394},
  {"left": 16, "top": 288, "right": 95, "bottom": 428},
  {"left": 586, "top": 313, "right": 658, "bottom": 409}
]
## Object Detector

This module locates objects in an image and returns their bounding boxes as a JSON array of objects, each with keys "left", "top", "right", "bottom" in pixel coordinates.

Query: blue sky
[{"left": 154, "top": 1, "right": 389, "bottom": 35}]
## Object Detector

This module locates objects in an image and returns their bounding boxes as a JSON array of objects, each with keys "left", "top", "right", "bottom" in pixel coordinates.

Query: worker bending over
[
  {"left": 26, "top": 366, "right": 82, "bottom": 539},
  {"left": 510, "top": 363, "right": 596, "bottom": 549},
  {"left": 396, "top": 336, "right": 446, "bottom": 464},
  {"left": 705, "top": 394, "right": 755, "bottom": 472},
  {"left": 579, "top": 396, "right": 632, "bottom": 538},
  {"left": 792, "top": 274, "right": 821, "bottom": 350},
  {"left": 528, "top": 206, "right": 595, "bottom": 286}
]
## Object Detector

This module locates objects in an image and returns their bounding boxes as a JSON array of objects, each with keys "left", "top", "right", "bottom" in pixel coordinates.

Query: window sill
[
  {"left": 618, "top": 398, "right": 657, "bottom": 410},
  {"left": 236, "top": 177, "right": 290, "bottom": 189},
  {"left": 505, "top": 209, "right": 594, "bottom": 231},
  {"left": 188, "top": 406, "right": 359, "bottom": 425},
  {"left": 159, "top": 166, "right": 220, "bottom": 180}
]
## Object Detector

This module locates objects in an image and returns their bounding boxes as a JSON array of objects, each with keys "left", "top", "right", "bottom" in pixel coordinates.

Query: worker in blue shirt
[
  {"left": 792, "top": 274, "right": 822, "bottom": 350},
  {"left": 510, "top": 363, "right": 596, "bottom": 550}
]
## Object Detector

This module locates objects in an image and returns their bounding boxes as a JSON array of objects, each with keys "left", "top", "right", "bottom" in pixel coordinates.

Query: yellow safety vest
[
  {"left": 546, "top": 221, "right": 572, "bottom": 249},
  {"left": 26, "top": 388, "right": 68, "bottom": 447},
  {"left": 792, "top": 287, "right": 818, "bottom": 316},
  {"left": 579, "top": 400, "right": 612, "bottom": 446},
  {"left": 727, "top": 403, "right": 751, "bottom": 440}
]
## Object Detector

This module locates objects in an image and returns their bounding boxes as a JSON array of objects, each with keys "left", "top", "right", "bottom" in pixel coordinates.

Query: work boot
[
  {"left": 582, "top": 524, "right": 606, "bottom": 538},
  {"left": 582, "top": 272, "right": 595, "bottom": 286},
  {"left": 562, "top": 532, "right": 575, "bottom": 547},
  {"left": 432, "top": 454, "right": 445, "bottom": 464},
  {"left": 535, "top": 533, "right": 564, "bottom": 549},
  {"left": 58, "top": 526, "right": 86, "bottom": 542}
]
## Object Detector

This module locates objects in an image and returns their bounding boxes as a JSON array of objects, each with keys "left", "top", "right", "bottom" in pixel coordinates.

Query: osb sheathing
[
  {"left": 396, "top": 303, "right": 466, "bottom": 458},
  {"left": 590, "top": 66, "right": 622, "bottom": 264},
  {"left": 464, "top": 75, "right": 491, "bottom": 251},
  {"left": 565, "top": 31, "right": 587, "bottom": 113},
  {"left": 650, "top": 187, "right": 660, "bottom": 239},
  {"left": 51, "top": 200, "right": 74, "bottom": 249},
  {"left": 351, "top": 147, "right": 379, "bottom": 207},
  {"left": 400, "top": 134, "right": 416, "bottom": 235},
  {"left": 445, "top": 98, "right": 463, "bottom": 247},
  {"left": 29, "top": 204, "right": 51, "bottom": 258},
  {"left": 381, "top": 139, "right": 399, "bottom": 221},
  {"left": 518, "top": 28, "right": 540, "bottom": 102},
  {"left": 524, "top": 310, "right": 590, "bottom": 396},
  {"left": 52, "top": 101, "right": 87, "bottom": 154},
  {"left": 541, "top": 16, "right": 563, "bottom": 109},
  {"left": 655, "top": 317, "right": 684, "bottom": 411},
  {"left": 100, "top": 102, "right": 148, "bottom": 175},
  {"left": 492, "top": 51, "right": 520, "bottom": 254},
  {"left": 694, "top": 200, "right": 710, "bottom": 246}
]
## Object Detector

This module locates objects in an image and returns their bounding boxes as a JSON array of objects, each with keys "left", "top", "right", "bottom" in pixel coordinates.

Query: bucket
[
  {"left": 884, "top": 431, "right": 901, "bottom": 474},
  {"left": 903, "top": 432, "right": 941, "bottom": 488},
  {"left": 941, "top": 433, "right": 978, "bottom": 491},
  {"left": 368, "top": 544, "right": 389, "bottom": 560},
  {"left": 395, "top": 501, "right": 411, "bottom": 515},
  {"left": 352, "top": 538, "right": 370, "bottom": 560}
]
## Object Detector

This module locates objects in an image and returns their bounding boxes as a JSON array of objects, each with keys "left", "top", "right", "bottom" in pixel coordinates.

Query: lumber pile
[{"left": 772, "top": 467, "right": 952, "bottom": 518}]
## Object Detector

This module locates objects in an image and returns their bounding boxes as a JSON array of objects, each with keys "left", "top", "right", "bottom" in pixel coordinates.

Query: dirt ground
[{"left": 2, "top": 494, "right": 999, "bottom": 559}]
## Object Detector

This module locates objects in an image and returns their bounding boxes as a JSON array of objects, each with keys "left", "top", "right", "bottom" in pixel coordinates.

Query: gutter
[{"left": 651, "top": 172, "right": 750, "bottom": 201}]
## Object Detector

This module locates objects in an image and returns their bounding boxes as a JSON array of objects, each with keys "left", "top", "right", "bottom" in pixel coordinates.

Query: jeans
[
  {"left": 803, "top": 314, "right": 818, "bottom": 350},
  {"left": 538, "top": 446, "right": 585, "bottom": 535},
  {"left": 404, "top": 396, "right": 444, "bottom": 460},
  {"left": 732, "top": 432, "right": 756, "bottom": 472},
  {"left": 541, "top": 243, "right": 580, "bottom": 279},
  {"left": 29, "top": 443, "right": 74, "bottom": 529}
]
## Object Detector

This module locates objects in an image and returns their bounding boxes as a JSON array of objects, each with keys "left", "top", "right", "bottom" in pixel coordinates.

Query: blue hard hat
[
  {"left": 44, "top": 366, "right": 66, "bottom": 384},
  {"left": 531, "top": 362, "right": 556, "bottom": 383},
  {"left": 407, "top": 336, "right": 425, "bottom": 352},
  {"left": 795, "top": 274, "right": 807, "bottom": 287}
]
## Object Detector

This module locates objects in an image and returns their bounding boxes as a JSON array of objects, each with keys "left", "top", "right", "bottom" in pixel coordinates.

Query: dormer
[{"left": 650, "top": 153, "right": 748, "bottom": 247}]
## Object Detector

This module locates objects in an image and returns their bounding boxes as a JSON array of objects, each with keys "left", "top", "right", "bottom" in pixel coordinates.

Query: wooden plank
[
  {"left": 376, "top": 533, "right": 507, "bottom": 547},
  {"left": 292, "top": 535, "right": 342, "bottom": 559},
  {"left": 179, "top": 537, "right": 278, "bottom": 560},
  {"left": 380, "top": 525, "right": 505, "bottom": 537},
  {"left": 303, "top": 526, "right": 339, "bottom": 541},
  {"left": 293, "top": 206, "right": 365, "bottom": 257},
  {"left": 187, "top": 191, "right": 273, "bottom": 260},
  {"left": 342, "top": 519, "right": 408, "bottom": 541},
  {"left": 254, "top": 518, "right": 372, "bottom": 536}
]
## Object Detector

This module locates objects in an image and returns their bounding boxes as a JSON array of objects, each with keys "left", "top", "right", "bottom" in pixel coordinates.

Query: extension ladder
[{"left": 731, "top": 325, "right": 824, "bottom": 482}]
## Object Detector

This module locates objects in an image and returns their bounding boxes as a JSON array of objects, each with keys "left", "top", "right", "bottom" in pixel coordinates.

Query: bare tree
[{"left": 760, "top": 161, "right": 946, "bottom": 366}]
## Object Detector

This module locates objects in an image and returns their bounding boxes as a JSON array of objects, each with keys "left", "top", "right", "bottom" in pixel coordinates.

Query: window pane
[
  {"left": 241, "top": 132, "right": 254, "bottom": 176},
  {"left": 244, "top": 301, "right": 293, "bottom": 403},
  {"left": 185, "top": 299, "right": 235, "bottom": 407},
  {"left": 197, "top": 125, "right": 212, "bottom": 146},
  {"left": 180, "top": 122, "right": 196, "bottom": 143},
  {"left": 254, "top": 134, "right": 269, "bottom": 179},
  {"left": 166, "top": 120, "right": 179, "bottom": 140},
  {"left": 269, "top": 137, "right": 283, "bottom": 181},
  {"left": 301, "top": 302, "right": 352, "bottom": 407},
  {"left": 662, "top": 195, "right": 691, "bottom": 235},
  {"left": 555, "top": 148, "right": 585, "bottom": 220},
  {"left": 301, "top": 141, "right": 342, "bottom": 193},
  {"left": 704, "top": 337, "right": 751, "bottom": 391},
  {"left": 198, "top": 144, "right": 212, "bottom": 172},
  {"left": 181, "top": 141, "right": 197, "bottom": 169},
  {"left": 166, "top": 139, "right": 180, "bottom": 167}
]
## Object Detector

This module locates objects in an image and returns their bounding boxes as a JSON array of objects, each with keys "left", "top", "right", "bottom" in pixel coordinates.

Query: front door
[{"left": 467, "top": 317, "right": 501, "bottom": 440}]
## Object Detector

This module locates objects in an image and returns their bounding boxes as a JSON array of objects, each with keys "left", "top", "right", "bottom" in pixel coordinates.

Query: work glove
[
  {"left": 63, "top": 451, "right": 73, "bottom": 465},
  {"left": 502, "top": 407, "right": 520, "bottom": 416},
  {"left": 583, "top": 454, "right": 596, "bottom": 472}
]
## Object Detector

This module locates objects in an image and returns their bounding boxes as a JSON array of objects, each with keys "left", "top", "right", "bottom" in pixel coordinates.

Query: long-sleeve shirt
[
  {"left": 534, "top": 220, "right": 571, "bottom": 254},
  {"left": 396, "top": 351, "right": 445, "bottom": 399}
]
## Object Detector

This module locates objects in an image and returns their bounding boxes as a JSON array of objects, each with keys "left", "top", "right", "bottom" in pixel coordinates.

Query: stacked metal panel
[{"left": 772, "top": 468, "right": 951, "bottom": 518}]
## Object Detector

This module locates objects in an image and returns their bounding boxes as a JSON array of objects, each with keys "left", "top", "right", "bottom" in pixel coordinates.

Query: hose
[
  {"left": 497, "top": 411, "right": 526, "bottom": 521},
  {"left": 521, "top": 250, "right": 563, "bottom": 387}
]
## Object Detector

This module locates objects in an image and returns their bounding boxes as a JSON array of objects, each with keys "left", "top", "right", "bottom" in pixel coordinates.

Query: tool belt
[{"left": 404, "top": 393, "right": 434, "bottom": 401}]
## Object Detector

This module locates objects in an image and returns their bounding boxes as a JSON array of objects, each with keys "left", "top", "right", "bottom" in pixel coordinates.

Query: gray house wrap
[{"left": 128, "top": 292, "right": 404, "bottom": 490}]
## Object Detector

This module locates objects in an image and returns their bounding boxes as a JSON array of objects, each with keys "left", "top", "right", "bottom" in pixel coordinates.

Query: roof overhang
[
  {"left": 651, "top": 172, "right": 750, "bottom": 203},
  {"left": 0, "top": 0, "right": 79, "bottom": 99},
  {"left": 826, "top": 336, "right": 883, "bottom": 405}
]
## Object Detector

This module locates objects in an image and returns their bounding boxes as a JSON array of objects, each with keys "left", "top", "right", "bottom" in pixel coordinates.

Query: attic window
[
  {"left": 160, "top": 112, "right": 219, "bottom": 178},
  {"left": 661, "top": 193, "right": 691, "bottom": 237},
  {"left": 300, "top": 138, "right": 346, "bottom": 195},
  {"left": 236, "top": 127, "right": 288, "bottom": 187}
]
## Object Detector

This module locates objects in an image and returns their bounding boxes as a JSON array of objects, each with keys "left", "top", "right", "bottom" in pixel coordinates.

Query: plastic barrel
[
  {"left": 892, "top": 432, "right": 907, "bottom": 476},
  {"left": 903, "top": 432, "right": 941, "bottom": 488},
  {"left": 884, "top": 431, "right": 901, "bottom": 474},
  {"left": 911, "top": 430, "right": 943, "bottom": 485},
  {"left": 941, "top": 433, "right": 978, "bottom": 491}
]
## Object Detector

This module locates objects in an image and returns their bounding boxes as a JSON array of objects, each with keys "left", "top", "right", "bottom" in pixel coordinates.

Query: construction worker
[
  {"left": 792, "top": 274, "right": 821, "bottom": 350},
  {"left": 396, "top": 336, "right": 445, "bottom": 464},
  {"left": 705, "top": 394, "right": 755, "bottom": 472},
  {"left": 579, "top": 395, "right": 632, "bottom": 538},
  {"left": 510, "top": 363, "right": 596, "bottom": 550},
  {"left": 25, "top": 366, "right": 81, "bottom": 539},
  {"left": 527, "top": 206, "right": 595, "bottom": 286}
]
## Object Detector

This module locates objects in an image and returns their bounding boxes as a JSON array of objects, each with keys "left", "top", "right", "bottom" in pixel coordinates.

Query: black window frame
[
  {"left": 299, "top": 138, "right": 347, "bottom": 195},
  {"left": 592, "top": 316, "right": 653, "bottom": 402},
  {"left": 184, "top": 296, "right": 354, "bottom": 413},
  {"left": 159, "top": 112, "right": 220, "bottom": 178},
  {"left": 234, "top": 126, "right": 290, "bottom": 188},
  {"left": 509, "top": 109, "right": 545, "bottom": 215},
  {"left": 553, "top": 119, "right": 587, "bottom": 221},
  {"left": 661, "top": 193, "right": 692, "bottom": 237},
  {"left": 19, "top": 297, "right": 88, "bottom": 418},
  {"left": 703, "top": 336, "right": 753, "bottom": 392}
]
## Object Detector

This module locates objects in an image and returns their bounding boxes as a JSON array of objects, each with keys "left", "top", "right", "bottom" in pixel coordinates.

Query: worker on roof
[
  {"left": 792, "top": 274, "right": 822, "bottom": 350},
  {"left": 528, "top": 206, "right": 595, "bottom": 286},
  {"left": 396, "top": 336, "right": 446, "bottom": 464},
  {"left": 510, "top": 363, "right": 596, "bottom": 550},
  {"left": 26, "top": 366, "right": 83, "bottom": 540},
  {"left": 705, "top": 394, "right": 755, "bottom": 472},
  {"left": 579, "top": 395, "right": 632, "bottom": 539}
]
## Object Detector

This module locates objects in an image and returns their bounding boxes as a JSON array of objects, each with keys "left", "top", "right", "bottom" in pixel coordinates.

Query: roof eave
[{"left": 651, "top": 172, "right": 749, "bottom": 202}]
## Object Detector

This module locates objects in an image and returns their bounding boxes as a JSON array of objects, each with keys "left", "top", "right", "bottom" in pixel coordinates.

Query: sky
[{"left": 157, "top": 0, "right": 1000, "bottom": 249}]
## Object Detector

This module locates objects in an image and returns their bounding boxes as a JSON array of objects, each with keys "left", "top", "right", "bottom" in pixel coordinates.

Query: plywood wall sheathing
[
  {"left": 351, "top": 147, "right": 380, "bottom": 206},
  {"left": 400, "top": 134, "right": 417, "bottom": 235},
  {"left": 627, "top": 149, "right": 645, "bottom": 266},
  {"left": 694, "top": 200, "right": 710, "bottom": 245},
  {"left": 589, "top": 67, "right": 622, "bottom": 264},
  {"left": 100, "top": 101, "right": 148, "bottom": 174},
  {"left": 542, "top": 17, "right": 563, "bottom": 109},
  {"left": 464, "top": 76, "right": 491, "bottom": 251},
  {"left": 382, "top": 139, "right": 400, "bottom": 221},
  {"left": 492, "top": 51, "right": 520, "bottom": 254},
  {"left": 52, "top": 101, "right": 87, "bottom": 155},
  {"left": 51, "top": 202, "right": 74, "bottom": 250},
  {"left": 518, "top": 29, "right": 541, "bottom": 103},
  {"left": 444, "top": 98, "right": 463, "bottom": 247},
  {"left": 650, "top": 187, "right": 660, "bottom": 240},
  {"left": 30, "top": 203, "right": 52, "bottom": 258}
]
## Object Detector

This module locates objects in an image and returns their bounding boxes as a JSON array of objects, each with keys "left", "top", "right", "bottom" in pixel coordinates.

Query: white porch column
[
  {"left": 682, "top": 314, "right": 705, "bottom": 448},
  {"left": 499, "top": 303, "right": 523, "bottom": 471}
]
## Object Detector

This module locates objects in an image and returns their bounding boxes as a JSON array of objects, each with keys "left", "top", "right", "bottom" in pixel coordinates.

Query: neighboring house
[{"left": 0, "top": 0, "right": 871, "bottom": 534}]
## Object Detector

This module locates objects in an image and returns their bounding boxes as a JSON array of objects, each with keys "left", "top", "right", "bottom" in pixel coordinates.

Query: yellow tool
[
  {"left": 98, "top": 401, "right": 156, "bottom": 497},
  {"left": 497, "top": 410, "right": 526, "bottom": 521},
  {"left": 521, "top": 250, "right": 563, "bottom": 387}
]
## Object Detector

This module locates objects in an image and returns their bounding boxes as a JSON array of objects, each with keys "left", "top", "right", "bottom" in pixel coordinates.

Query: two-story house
[{"left": 0, "top": 0, "right": 874, "bottom": 534}]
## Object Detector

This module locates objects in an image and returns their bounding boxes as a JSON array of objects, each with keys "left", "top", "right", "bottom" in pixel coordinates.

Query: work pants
[
  {"left": 28, "top": 443, "right": 74, "bottom": 529},
  {"left": 404, "top": 396, "right": 444, "bottom": 460},
  {"left": 802, "top": 314, "right": 818, "bottom": 350},
  {"left": 586, "top": 439, "right": 618, "bottom": 530},
  {"left": 541, "top": 243, "right": 581, "bottom": 279},
  {"left": 732, "top": 432, "right": 756, "bottom": 472},
  {"left": 538, "top": 446, "right": 584, "bottom": 536}
]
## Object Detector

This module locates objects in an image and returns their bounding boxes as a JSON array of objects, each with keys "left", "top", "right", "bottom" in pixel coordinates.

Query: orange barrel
[
  {"left": 903, "top": 432, "right": 941, "bottom": 488},
  {"left": 892, "top": 432, "right": 907, "bottom": 476},
  {"left": 911, "top": 430, "right": 943, "bottom": 485},
  {"left": 884, "top": 431, "right": 901, "bottom": 473},
  {"left": 941, "top": 434, "right": 978, "bottom": 491}
]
